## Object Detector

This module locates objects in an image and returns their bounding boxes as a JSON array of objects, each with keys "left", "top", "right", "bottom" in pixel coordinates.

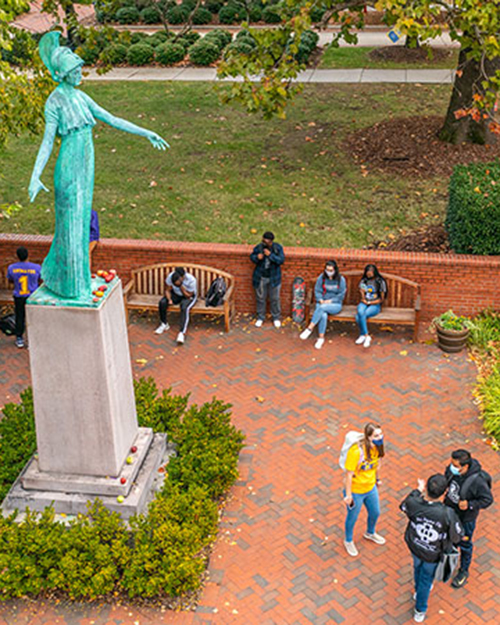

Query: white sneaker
[
  {"left": 363, "top": 532, "right": 386, "bottom": 545},
  {"left": 273, "top": 319, "right": 281, "bottom": 328},
  {"left": 176, "top": 332, "right": 185, "bottom": 344},
  {"left": 300, "top": 328, "right": 312, "bottom": 340},
  {"left": 414, "top": 611, "right": 426, "bottom": 623},
  {"left": 355, "top": 335, "right": 366, "bottom": 345},
  {"left": 343, "top": 541, "right": 358, "bottom": 557},
  {"left": 363, "top": 335, "right": 372, "bottom": 348},
  {"left": 315, "top": 338, "right": 325, "bottom": 350},
  {"left": 155, "top": 322, "right": 169, "bottom": 335},
  {"left": 255, "top": 319, "right": 263, "bottom": 327}
]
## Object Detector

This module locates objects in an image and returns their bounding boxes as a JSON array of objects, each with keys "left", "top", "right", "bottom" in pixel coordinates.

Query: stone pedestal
[{"left": 1, "top": 279, "right": 167, "bottom": 520}]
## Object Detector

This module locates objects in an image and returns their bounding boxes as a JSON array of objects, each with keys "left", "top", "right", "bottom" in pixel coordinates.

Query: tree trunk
[
  {"left": 439, "top": 46, "right": 500, "bottom": 145},
  {"left": 64, "top": 3, "right": 80, "bottom": 49}
]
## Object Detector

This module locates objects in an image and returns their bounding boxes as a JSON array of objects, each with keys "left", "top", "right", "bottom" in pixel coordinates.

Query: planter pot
[{"left": 435, "top": 324, "right": 469, "bottom": 353}]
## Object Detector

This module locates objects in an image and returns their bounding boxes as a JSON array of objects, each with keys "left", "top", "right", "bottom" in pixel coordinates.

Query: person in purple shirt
[
  {"left": 7, "top": 247, "right": 42, "bottom": 348},
  {"left": 89, "top": 209, "right": 100, "bottom": 259}
]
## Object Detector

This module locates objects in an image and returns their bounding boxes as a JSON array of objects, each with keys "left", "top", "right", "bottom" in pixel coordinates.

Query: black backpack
[
  {"left": 0, "top": 314, "right": 16, "bottom": 336},
  {"left": 205, "top": 277, "right": 227, "bottom": 308},
  {"left": 461, "top": 470, "right": 493, "bottom": 500}
]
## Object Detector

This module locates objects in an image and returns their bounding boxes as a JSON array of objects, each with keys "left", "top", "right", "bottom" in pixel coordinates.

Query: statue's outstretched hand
[
  {"left": 29, "top": 178, "right": 50, "bottom": 203},
  {"left": 147, "top": 132, "right": 169, "bottom": 151}
]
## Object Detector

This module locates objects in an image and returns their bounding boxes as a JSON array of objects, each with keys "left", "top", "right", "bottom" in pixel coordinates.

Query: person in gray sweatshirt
[{"left": 300, "top": 260, "right": 347, "bottom": 349}]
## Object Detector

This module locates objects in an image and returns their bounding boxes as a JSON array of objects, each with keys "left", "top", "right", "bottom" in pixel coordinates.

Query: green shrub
[
  {"left": 204, "top": 28, "right": 232, "bottom": 51},
  {"left": 446, "top": 160, "right": 500, "bottom": 255},
  {"left": 218, "top": 4, "right": 242, "bottom": 24},
  {"left": 181, "top": 0, "right": 197, "bottom": 10},
  {"left": 140, "top": 6, "right": 161, "bottom": 23},
  {"left": 468, "top": 310, "right": 500, "bottom": 354},
  {"left": 192, "top": 7, "right": 213, "bottom": 24},
  {"left": 116, "top": 6, "right": 141, "bottom": 23},
  {"left": 262, "top": 5, "right": 281, "bottom": 23},
  {"left": 188, "top": 39, "right": 220, "bottom": 65},
  {"left": 94, "top": 0, "right": 120, "bottom": 23},
  {"left": 296, "top": 29, "right": 319, "bottom": 63},
  {"left": 475, "top": 366, "right": 500, "bottom": 446},
  {"left": 75, "top": 43, "right": 101, "bottom": 65},
  {"left": 178, "top": 30, "right": 201, "bottom": 46},
  {"left": 310, "top": 5, "right": 326, "bottom": 22},
  {"left": 148, "top": 31, "right": 173, "bottom": 47},
  {"left": 0, "top": 379, "right": 244, "bottom": 600},
  {"left": 205, "top": 0, "right": 223, "bottom": 13},
  {"left": 127, "top": 42, "right": 155, "bottom": 65},
  {"left": 0, "top": 29, "right": 34, "bottom": 65},
  {"left": 101, "top": 43, "right": 129, "bottom": 64},
  {"left": 249, "top": 3, "right": 262, "bottom": 21},
  {"left": 225, "top": 39, "right": 255, "bottom": 57},
  {"left": 166, "top": 5, "right": 189, "bottom": 23},
  {"left": 156, "top": 42, "right": 186, "bottom": 65},
  {"left": 130, "top": 31, "right": 148, "bottom": 44}
]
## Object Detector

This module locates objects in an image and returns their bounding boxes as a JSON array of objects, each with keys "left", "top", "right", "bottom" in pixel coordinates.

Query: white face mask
[{"left": 325, "top": 270, "right": 335, "bottom": 278}]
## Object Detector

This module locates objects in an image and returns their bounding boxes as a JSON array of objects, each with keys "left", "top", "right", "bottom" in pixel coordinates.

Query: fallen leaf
[
  {"left": 255, "top": 396, "right": 265, "bottom": 403},
  {"left": 136, "top": 359, "right": 148, "bottom": 365},
  {"left": 399, "top": 350, "right": 408, "bottom": 356}
]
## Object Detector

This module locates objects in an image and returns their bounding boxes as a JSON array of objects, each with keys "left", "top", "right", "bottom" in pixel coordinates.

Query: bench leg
[
  {"left": 413, "top": 322, "right": 419, "bottom": 342},
  {"left": 224, "top": 305, "right": 230, "bottom": 333}
]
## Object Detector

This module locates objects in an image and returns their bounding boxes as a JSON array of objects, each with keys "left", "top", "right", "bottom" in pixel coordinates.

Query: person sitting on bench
[{"left": 155, "top": 267, "right": 197, "bottom": 344}]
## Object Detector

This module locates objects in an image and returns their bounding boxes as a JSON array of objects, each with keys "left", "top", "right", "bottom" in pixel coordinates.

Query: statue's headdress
[{"left": 39, "top": 31, "right": 83, "bottom": 82}]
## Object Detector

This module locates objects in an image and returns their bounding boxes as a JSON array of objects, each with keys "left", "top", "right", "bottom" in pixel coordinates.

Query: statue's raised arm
[{"left": 29, "top": 32, "right": 169, "bottom": 304}]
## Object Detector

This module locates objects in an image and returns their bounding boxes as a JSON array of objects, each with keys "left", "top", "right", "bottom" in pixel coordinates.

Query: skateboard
[{"left": 292, "top": 276, "right": 306, "bottom": 324}]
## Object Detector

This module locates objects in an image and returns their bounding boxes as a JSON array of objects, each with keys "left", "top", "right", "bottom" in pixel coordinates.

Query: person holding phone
[{"left": 343, "top": 423, "right": 386, "bottom": 557}]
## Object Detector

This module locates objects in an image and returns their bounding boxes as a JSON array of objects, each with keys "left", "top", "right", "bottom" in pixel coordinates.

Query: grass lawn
[
  {"left": 319, "top": 46, "right": 459, "bottom": 69},
  {"left": 0, "top": 81, "right": 452, "bottom": 248}
]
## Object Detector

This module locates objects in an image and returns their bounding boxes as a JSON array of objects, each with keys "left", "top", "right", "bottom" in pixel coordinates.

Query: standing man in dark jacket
[
  {"left": 250, "top": 231, "right": 285, "bottom": 328},
  {"left": 444, "top": 449, "right": 494, "bottom": 588},
  {"left": 400, "top": 474, "right": 463, "bottom": 623}
]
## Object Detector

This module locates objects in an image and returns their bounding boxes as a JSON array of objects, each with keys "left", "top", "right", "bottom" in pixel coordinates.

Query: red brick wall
[{"left": 2, "top": 233, "right": 500, "bottom": 337}]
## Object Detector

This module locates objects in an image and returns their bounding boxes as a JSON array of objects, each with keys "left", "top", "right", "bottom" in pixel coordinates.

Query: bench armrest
[
  {"left": 224, "top": 282, "right": 235, "bottom": 303},
  {"left": 415, "top": 293, "right": 421, "bottom": 311},
  {"left": 123, "top": 279, "right": 134, "bottom": 300}
]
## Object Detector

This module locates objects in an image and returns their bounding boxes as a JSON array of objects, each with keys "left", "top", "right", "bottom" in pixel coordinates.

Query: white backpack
[{"left": 339, "top": 431, "right": 365, "bottom": 471}]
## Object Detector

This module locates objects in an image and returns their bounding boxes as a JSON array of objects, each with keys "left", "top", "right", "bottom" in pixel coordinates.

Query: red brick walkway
[{"left": 0, "top": 314, "right": 498, "bottom": 625}]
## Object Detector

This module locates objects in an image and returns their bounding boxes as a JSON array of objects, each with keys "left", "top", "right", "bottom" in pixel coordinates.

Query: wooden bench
[
  {"left": 123, "top": 263, "right": 236, "bottom": 332},
  {"left": 305, "top": 270, "right": 421, "bottom": 340},
  {"left": 0, "top": 268, "right": 14, "bottom": 308}
]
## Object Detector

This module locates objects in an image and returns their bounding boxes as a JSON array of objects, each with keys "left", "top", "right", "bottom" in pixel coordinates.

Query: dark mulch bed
[
  {"left": 366, "top": 223, "right": 451, "bottom": 254},
  {"left": 368, "top": 45, "right": 454, "bottom": 65},
  {"left": 346, "top": 115, "right": 500, "bottom": 177}
]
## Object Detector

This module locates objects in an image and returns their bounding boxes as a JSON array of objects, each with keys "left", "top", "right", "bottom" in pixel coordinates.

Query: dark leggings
[{"left": 14, "top": 296, "right": 27, "bottom": 338}]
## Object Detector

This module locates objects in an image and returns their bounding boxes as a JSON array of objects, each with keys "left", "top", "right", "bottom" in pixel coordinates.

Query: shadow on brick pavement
[{"left": 0, "top": 312, "right": 498, "bottom": 625}]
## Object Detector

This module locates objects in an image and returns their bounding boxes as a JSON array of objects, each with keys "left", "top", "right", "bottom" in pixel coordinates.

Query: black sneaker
[{"left": 451, "top": 570, "right": 469, "bottom": 588}]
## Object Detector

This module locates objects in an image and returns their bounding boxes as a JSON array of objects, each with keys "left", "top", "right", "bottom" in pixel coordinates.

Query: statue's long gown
[{"left": 42, "top": 86, "right": 96, "bottom": 300}]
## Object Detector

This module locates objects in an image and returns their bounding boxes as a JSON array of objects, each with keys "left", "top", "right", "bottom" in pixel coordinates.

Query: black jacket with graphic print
[
  {"left": 400, "top": 489, "right": 464, "bottom": 563},
  {"left": 444, "top": 458, "right": 494, "bottom": 523}
]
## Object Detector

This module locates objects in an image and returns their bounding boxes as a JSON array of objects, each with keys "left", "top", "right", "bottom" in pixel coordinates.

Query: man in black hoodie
[
  {"left": 401, "top": 474, "right": 463, "bottom": 623},
  {"left": 444, "top": 449, "right": 494, "bottom": 588}
]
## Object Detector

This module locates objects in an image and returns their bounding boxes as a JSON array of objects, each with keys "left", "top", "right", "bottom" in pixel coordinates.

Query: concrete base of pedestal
[
  {"left": 21, "top": 428, "right": 154, "bottom": 498},
  {"left": 2, "top": 433, "right": 168, "bottom": 520}
]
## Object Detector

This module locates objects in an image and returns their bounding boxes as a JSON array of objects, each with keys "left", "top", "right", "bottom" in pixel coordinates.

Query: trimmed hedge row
[
  {"left": 446, "top": 160, "right": 500, "bottom": 255},
  {"left": 0, "top": 379, "right": 244, "bottom": 600},
  {"left": 96, "top": 0, "right": 328, "bottom": 25},
  {"left": 76, "top": 26, "right": 318, "bottom": 67}
]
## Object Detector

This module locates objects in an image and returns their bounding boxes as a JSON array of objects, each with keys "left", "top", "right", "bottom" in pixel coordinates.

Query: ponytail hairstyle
[{"left": 364, "top": 422, "right": 384, "bottom": 459}]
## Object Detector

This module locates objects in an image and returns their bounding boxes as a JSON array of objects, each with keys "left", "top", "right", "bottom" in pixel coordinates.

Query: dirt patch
[
  {"left": 346, "top": 116, "right": 500, "bottom": 177},
  {"left": 368, "top": 45, "right": 454, "bottom": 65},
  {"left": 366, "top": 223, "right": 451, "bottom": 254}
]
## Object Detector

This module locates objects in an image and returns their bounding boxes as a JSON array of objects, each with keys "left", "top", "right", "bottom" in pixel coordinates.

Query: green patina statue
[{"left": 29, "top": 32, "right": 169, "bottom": 304}]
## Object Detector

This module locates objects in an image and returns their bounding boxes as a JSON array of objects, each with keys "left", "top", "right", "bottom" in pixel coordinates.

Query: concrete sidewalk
[{"left": 85, "top": 66, "right": 455, "bottom": 84}]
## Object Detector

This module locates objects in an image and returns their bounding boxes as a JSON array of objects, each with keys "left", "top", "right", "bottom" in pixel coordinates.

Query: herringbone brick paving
[{"left": 0, "top": 313, "right": 498, "bottom": 625}]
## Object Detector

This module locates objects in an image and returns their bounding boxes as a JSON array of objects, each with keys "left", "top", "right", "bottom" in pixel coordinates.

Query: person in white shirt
[{"left": 155, "top": 267, "right": 197, "bottom": 344}]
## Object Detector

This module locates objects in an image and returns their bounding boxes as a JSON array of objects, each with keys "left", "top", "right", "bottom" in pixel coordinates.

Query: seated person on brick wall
[
  {"left": 89, "top": 209, "right": 100, "bottom": 259},
  {"left": 155, "top": 267, "right": 197, "bottom": 345},
  {"left": 7, "top": 247, "right": 42, "bottom": 349},
  {"left": 355, "top": 264, "right": 387, "bottom": 350},
  {"left": 300, "top": 260, "right": 346, "bottom": 350}
]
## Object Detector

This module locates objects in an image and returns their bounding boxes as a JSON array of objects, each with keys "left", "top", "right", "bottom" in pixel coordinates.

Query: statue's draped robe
[{"left": 42, "top": 87, "right": 96, "bottom": 300}]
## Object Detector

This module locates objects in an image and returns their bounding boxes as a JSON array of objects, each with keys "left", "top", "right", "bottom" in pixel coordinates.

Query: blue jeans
[
  {"left": 355, "top": 302, "right": 381, "bottom": 336},
  {"left": 412, "top": 555, "right": 438, "bottom": 614},
  {"left": 311, "top": 302, "right": 342, "bottom": 335},
  {"left": 459, "top": 519, "right": 476, "bottom": 573},
  {"left": 344, "top": 485, "right": 380, "bottom": 542}
]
